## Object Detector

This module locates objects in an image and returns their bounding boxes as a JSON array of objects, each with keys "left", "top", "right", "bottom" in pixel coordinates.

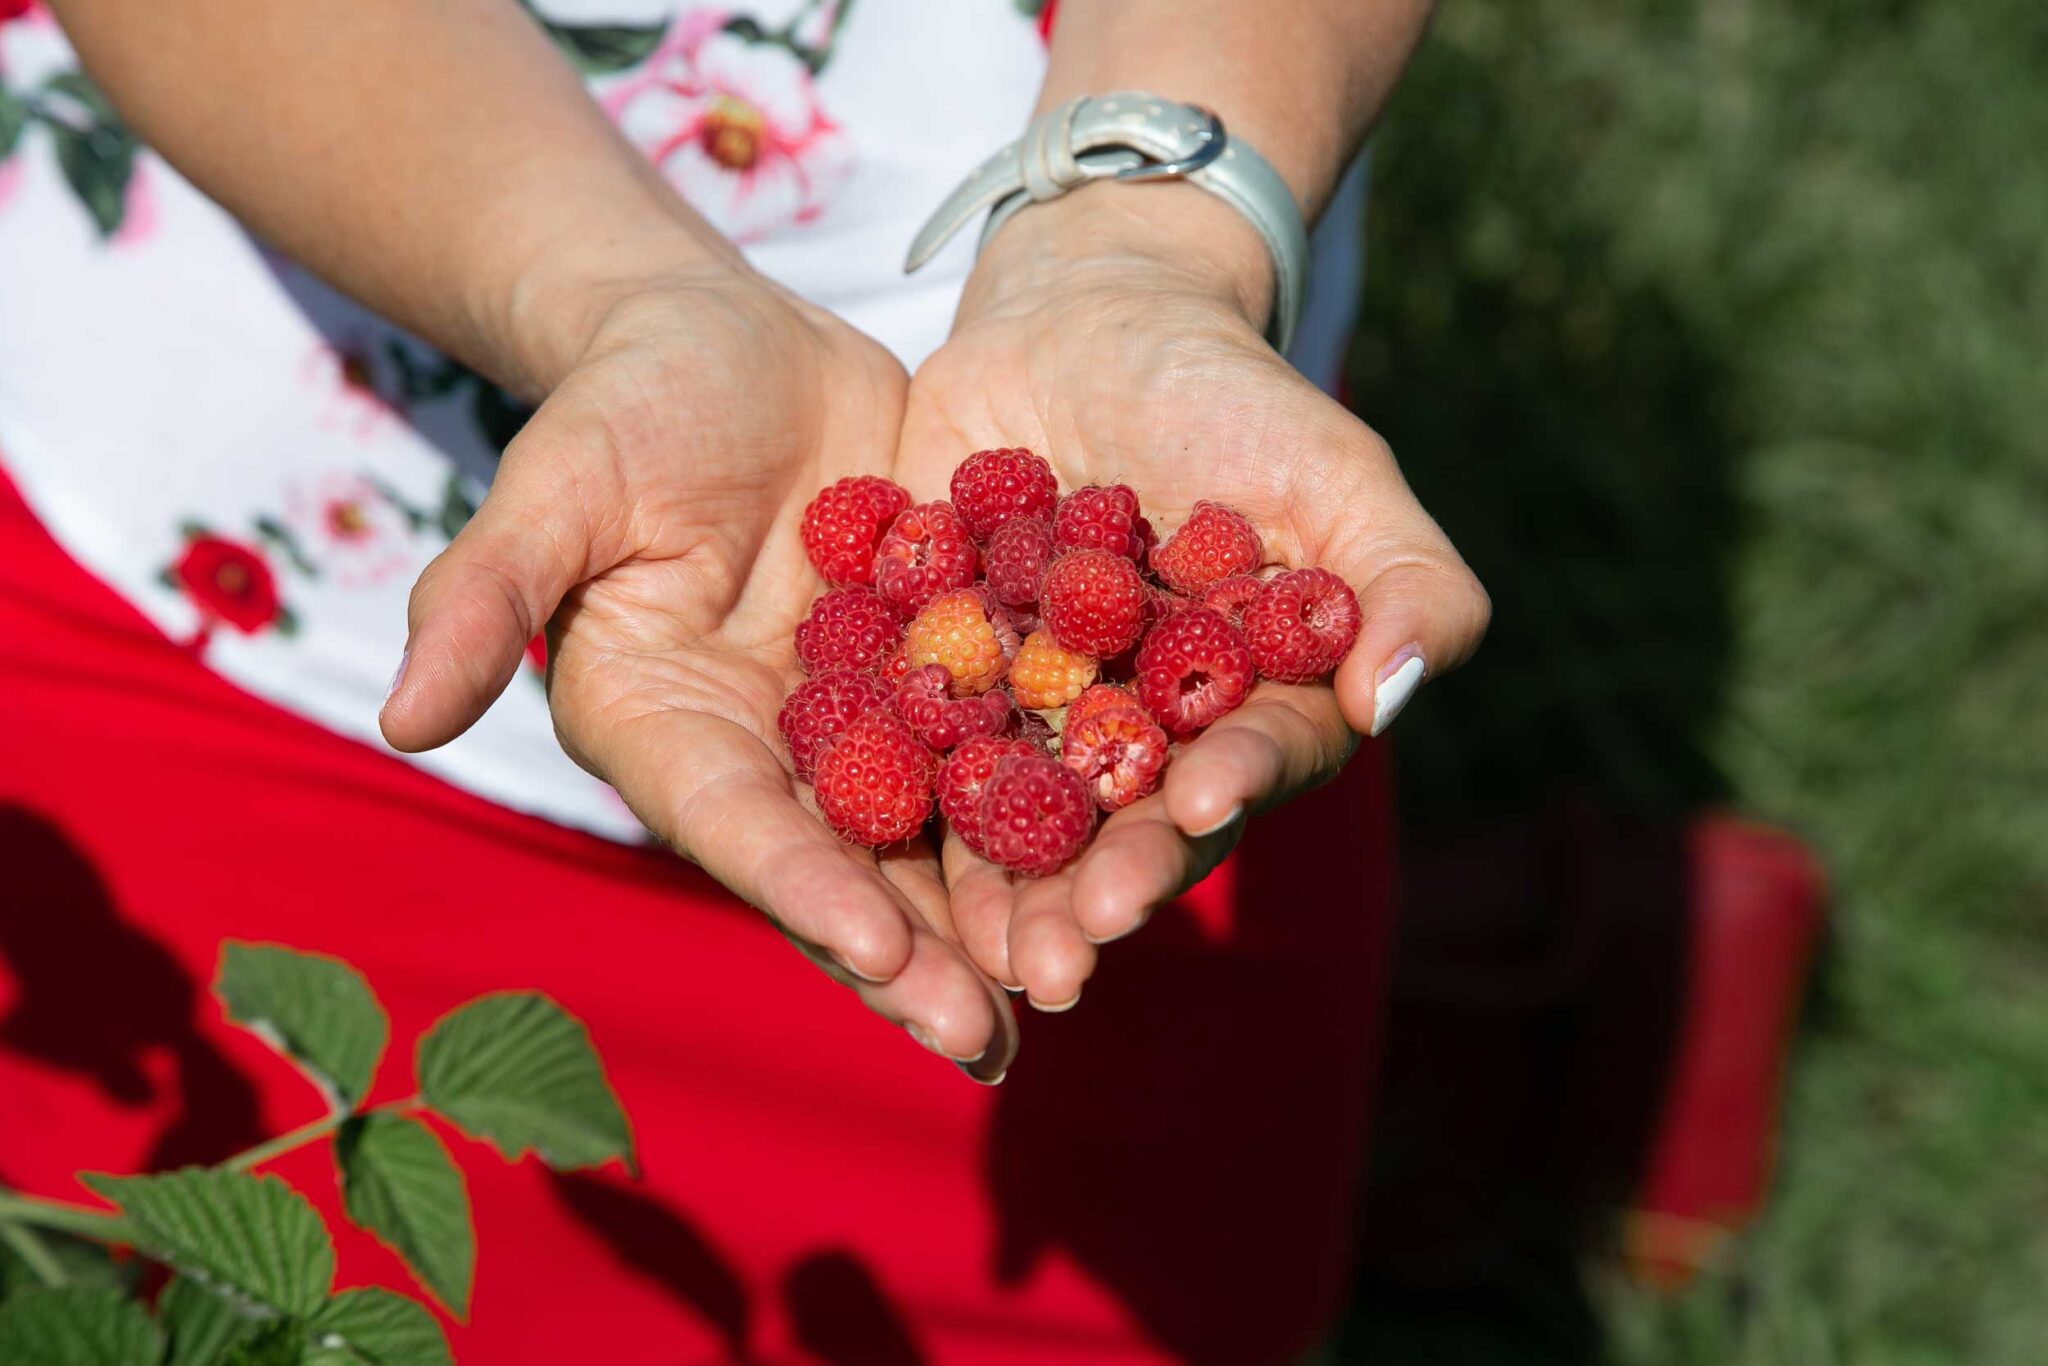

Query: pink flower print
[
  {"left": 608, "top": 19, "right": 852, "bottom": 243},
  {"left": 302, "top": 335, "right": 403, "bottom": 440},
  {"left": 286, "top": 473, "right": 414, "bottom": 588}
]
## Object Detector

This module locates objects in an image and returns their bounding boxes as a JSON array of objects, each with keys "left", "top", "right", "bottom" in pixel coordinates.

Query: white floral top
[{"left": 0, "top": 0, "right": 1362, "bottom": 840}]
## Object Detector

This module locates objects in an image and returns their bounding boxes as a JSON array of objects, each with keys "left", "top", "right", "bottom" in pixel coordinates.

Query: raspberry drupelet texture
[
  {"left": 1051, "top": 484, "right": 1153, "bottom": 563},
  {"left": 1065, "top": 682, "right": 1140, "bottom": 733},
  {"left": 1242, "top": 567, "right": 1363, "bottom": 683},
  {"left": 1134, "top": 605, "right": 1255, "bottom": 738},
  {"left": 982, "top": 514, "right": 1054, "bottom": 608},
  {"left": 1150, "top": 500, "right": 1265, "bottom": 594},
  {"left": 937, "top": 736, "right": 1042, "bottom": 854},
  {"left": 894, "top": 663, "right": 1013, "bottom": 750},
  {"left": 1062, "top": 698, "right": 1170, "bottom": 812},
  {"left": 811, "top": 707, "right": 939, "bottom": 846},
  {"left": 1040, "top": 549, "right": 1146, "bottom": 659},
  {"left": 1009, "top": 629, "right": 1099, "bottom": 711},
  {"left": 794, "top": 587, "right": 903, "bottom": 675},
  {"left": 977, "top": 753, "right": 1096, "bottom": 876},
  {"left": 799, "top": 475, "right": 911, "bottom": 588},
  {"left": 776, "top": 669, "right": 894, "bottom": 780},
  {"left": 950, "top": 447, "right": 1060, "bottom": 540},
  {"left": 1200, "top": 574, "right": 1265, "bottom": 631},
  {"left": 875, "top": 500, "right": 978, "bottom": 615},
  {"left": 903, "top": 588, "right": 1016, "bottom": 695}
]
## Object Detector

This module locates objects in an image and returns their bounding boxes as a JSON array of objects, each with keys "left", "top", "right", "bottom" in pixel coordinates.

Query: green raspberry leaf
[
  {"left": 159, "top": 1276, "right": 265, "bottom": 1366},
  {"left": 303, "top": 1288, "right": 452, "bottom": 1366},
  {"left": 530, "top": 14, "right": 666, "bottom": 75},
  {"left": 216, "top": 942, "right": 389, "bottom": 1112},
  {"left": 417, "top": 992, "right": 634, "bottom": 1173},
  {"left": 0, "top": 1231, "right": 138, "bottom": 1304},
  {"left": 0, "top": 1285, "right": 162, "bottom": 1366},
  {"left": 335, "top": 1114, "right": 475, "bottom": 1318},
  {"left": 79, "top": 1170, "right": 333, "bottom": 1319}
]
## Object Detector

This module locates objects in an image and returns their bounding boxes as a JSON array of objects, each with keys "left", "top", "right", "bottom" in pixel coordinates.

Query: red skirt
[{"left": 0, "top": 466, "right": 1394, "bottom": 1365}]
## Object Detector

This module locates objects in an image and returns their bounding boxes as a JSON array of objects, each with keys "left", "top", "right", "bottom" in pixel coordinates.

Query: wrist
[
  {"left": 959, "top": 177, "right": 1276, "bottom": 336},
  {"left": 476, "top": 211, "right": 749, "bottom": 398}
]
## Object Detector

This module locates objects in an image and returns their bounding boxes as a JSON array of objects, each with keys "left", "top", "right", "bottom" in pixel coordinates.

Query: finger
[
  {"left": 380, "top": 406, "right": 622, "bottom": 752},
  {"left": 593, "top": 707, "right": 918, "bottom": 985},
  {"left": 1005, "top": 868, "right": 1094, "bottom": 1012},
  {"left": 939, "top": 830, "right": 1024, "bottom": 988},
  {"left": 1333, "top": 555, "right": 1491, "bottom": 740},
  {"left": 1159, "top": 687, "right": 1355, "bottom": 837},
  {"left": 853, "top": 926, "right": 1019, "bottom": 1082},
  {"left": 1069, "top": 796, "right": 1246, "bottom": 946}
]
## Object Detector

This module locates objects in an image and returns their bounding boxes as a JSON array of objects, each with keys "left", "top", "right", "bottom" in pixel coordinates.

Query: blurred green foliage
[{"left": 1350, "top": 0, "right": 2048, "bottom": 1361}]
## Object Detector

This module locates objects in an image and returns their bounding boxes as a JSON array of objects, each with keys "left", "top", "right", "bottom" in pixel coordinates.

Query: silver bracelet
[{"left": 904, "top": 92, "right": 1311, "bottom": 355}]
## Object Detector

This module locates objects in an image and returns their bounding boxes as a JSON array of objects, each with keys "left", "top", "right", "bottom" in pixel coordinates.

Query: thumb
[
  {"left": 1331, "top": 549, "right": 1491, "bottom": 741},
  {"left": 379, "top": 433, "right": 607, "bottom": 753}
]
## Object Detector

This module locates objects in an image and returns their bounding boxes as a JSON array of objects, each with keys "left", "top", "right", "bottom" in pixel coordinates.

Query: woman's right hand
[{"left": 378, "top": 257, "right": 1017, "bottom": 1083}]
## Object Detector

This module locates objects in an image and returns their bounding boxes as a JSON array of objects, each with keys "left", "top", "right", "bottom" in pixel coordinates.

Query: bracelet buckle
[{"left": 1113, "top": 107, "right": 1227, "bottom": 183}]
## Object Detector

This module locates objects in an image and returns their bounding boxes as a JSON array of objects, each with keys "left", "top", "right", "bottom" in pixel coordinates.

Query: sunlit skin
[{"left": 896, "top": 184, "right": 1489, "bottom": 1011}]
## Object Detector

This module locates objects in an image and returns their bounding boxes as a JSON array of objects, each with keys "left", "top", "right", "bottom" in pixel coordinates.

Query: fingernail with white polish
[
  {"left": 384, "top": 649, "right": 409, "bottom": 706},
  {"left": 905, "top": 1022, "right": 946, "bottom": 1057},
  {"left": 1370, "top": 645, "right": 1426, "bottom": 738},
  {"left": 1029, "top": 989, "right": 1081, "bottom": 1014},
  {"left": 1188, "top": 804, "right": 1243, "bottom": 839}
]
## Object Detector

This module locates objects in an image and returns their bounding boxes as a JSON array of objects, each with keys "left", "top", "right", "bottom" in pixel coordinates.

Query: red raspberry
[
  {"left": 1065, "top": 682, "right": 1139, "bottom": 732},
  {"left": 1200, "top": 574, "right": 1264, "bottom": 631},
  {"left": 1150, "top": 501, "right": 1264, "bottom": 594},
  {"left": 795, "top": 587, "right": 903, "bottom": 675},
  {"left": 950, "top": 447, "right": 1059, "bottom": 540},
  {"left": 811, "top": 708, "right": 938, "bottom": 846},
  {"left": 874, "top": 500, "right": 977, "bottom": 615},
  {"left": 903, "top": 588, "right": 1017, "bottom": 695},
  {"left": 800, "top": 476, "right": 911, "bottom": 588},
  {"left": 894, "top": 663, "right": 1013, "bottom": 750},
  {"left": 937, "top": 736, "right": 1042, "bottom": 854},
  {"left": 1051, "top": 484, "right": 1152, "bottom": 563},
  {"left": 1062, "top": 699, "right": 1170, "bottom": 812},
  {"left": 978, "top": 754, "right": 1095, "bottom": 876},
  {"left": 1134, "top": 606, "right": 1255, "bottom": 738},
  {"left": 1040, "top": 549, "right": 1146, "bottom": 658},
  {"left": 1243, "top": 567, "right": 1363, "bottom": 683},
  {"left": 777, "top": 669, "right": 894, "bottom": 780},
  {"left": 1009, "top": 629, "right": 1100, "bottom": 711},
  {"left": 982, "top": 514, "right": 1054, "bottom": 608}
]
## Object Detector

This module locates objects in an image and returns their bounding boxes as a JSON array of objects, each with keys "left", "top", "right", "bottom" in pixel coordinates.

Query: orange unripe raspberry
[
  {"left": 903, "top": 588, "right": 1015, "bottom": 696},
  {"left": 1009, "top": 629, "right": 1099, "bottom": 711}
]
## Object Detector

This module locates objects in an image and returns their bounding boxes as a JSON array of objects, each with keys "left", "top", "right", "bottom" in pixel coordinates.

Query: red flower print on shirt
[
  {"left": 607, "top": 12, "right": 853, "bottom": 243},
  {"left": 172, "top": 533, "right": 285, "bottom": 634}
]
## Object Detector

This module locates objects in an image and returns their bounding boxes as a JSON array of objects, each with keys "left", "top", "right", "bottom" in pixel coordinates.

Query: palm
[
  {"left": 896, "top": 270, "right": 1479, "bottom": 1008},
  {"left": 388, "top": 282, "right": 1017, "bottom": 1074}
]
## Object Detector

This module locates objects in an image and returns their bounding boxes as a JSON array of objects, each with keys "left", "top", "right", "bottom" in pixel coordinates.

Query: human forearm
[{"left": 47, "top": 0, "right": 738, "bottom": 394}]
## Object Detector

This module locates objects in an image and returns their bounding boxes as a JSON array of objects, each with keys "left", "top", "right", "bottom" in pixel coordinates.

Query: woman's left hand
[{"left": 893, "top": 184, "right": 1491, "bottom": 1010}]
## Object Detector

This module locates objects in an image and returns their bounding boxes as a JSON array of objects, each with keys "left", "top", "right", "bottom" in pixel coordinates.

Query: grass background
[{"left": 1344, "top": 1, "right": 2048, "bottom": 1361}]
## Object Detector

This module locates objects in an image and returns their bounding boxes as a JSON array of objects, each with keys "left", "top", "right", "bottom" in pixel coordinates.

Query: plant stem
[
  {"left": 220, "top": 1095, "right": 423, "bottom": 1173},
  {"left": 0, "top": 1217, "right": 68, "bottom": 1287},
  {"left": 220, "top": 1112, "right": 345, "bottom": 1172},
  {"left": 0, "top": 1190, "right": 135, "bottom": 1245}
]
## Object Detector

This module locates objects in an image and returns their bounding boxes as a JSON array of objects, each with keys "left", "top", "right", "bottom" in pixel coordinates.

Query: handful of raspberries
[{"left": 778, "top": 448, "right": 1362, "bottom": 877}]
